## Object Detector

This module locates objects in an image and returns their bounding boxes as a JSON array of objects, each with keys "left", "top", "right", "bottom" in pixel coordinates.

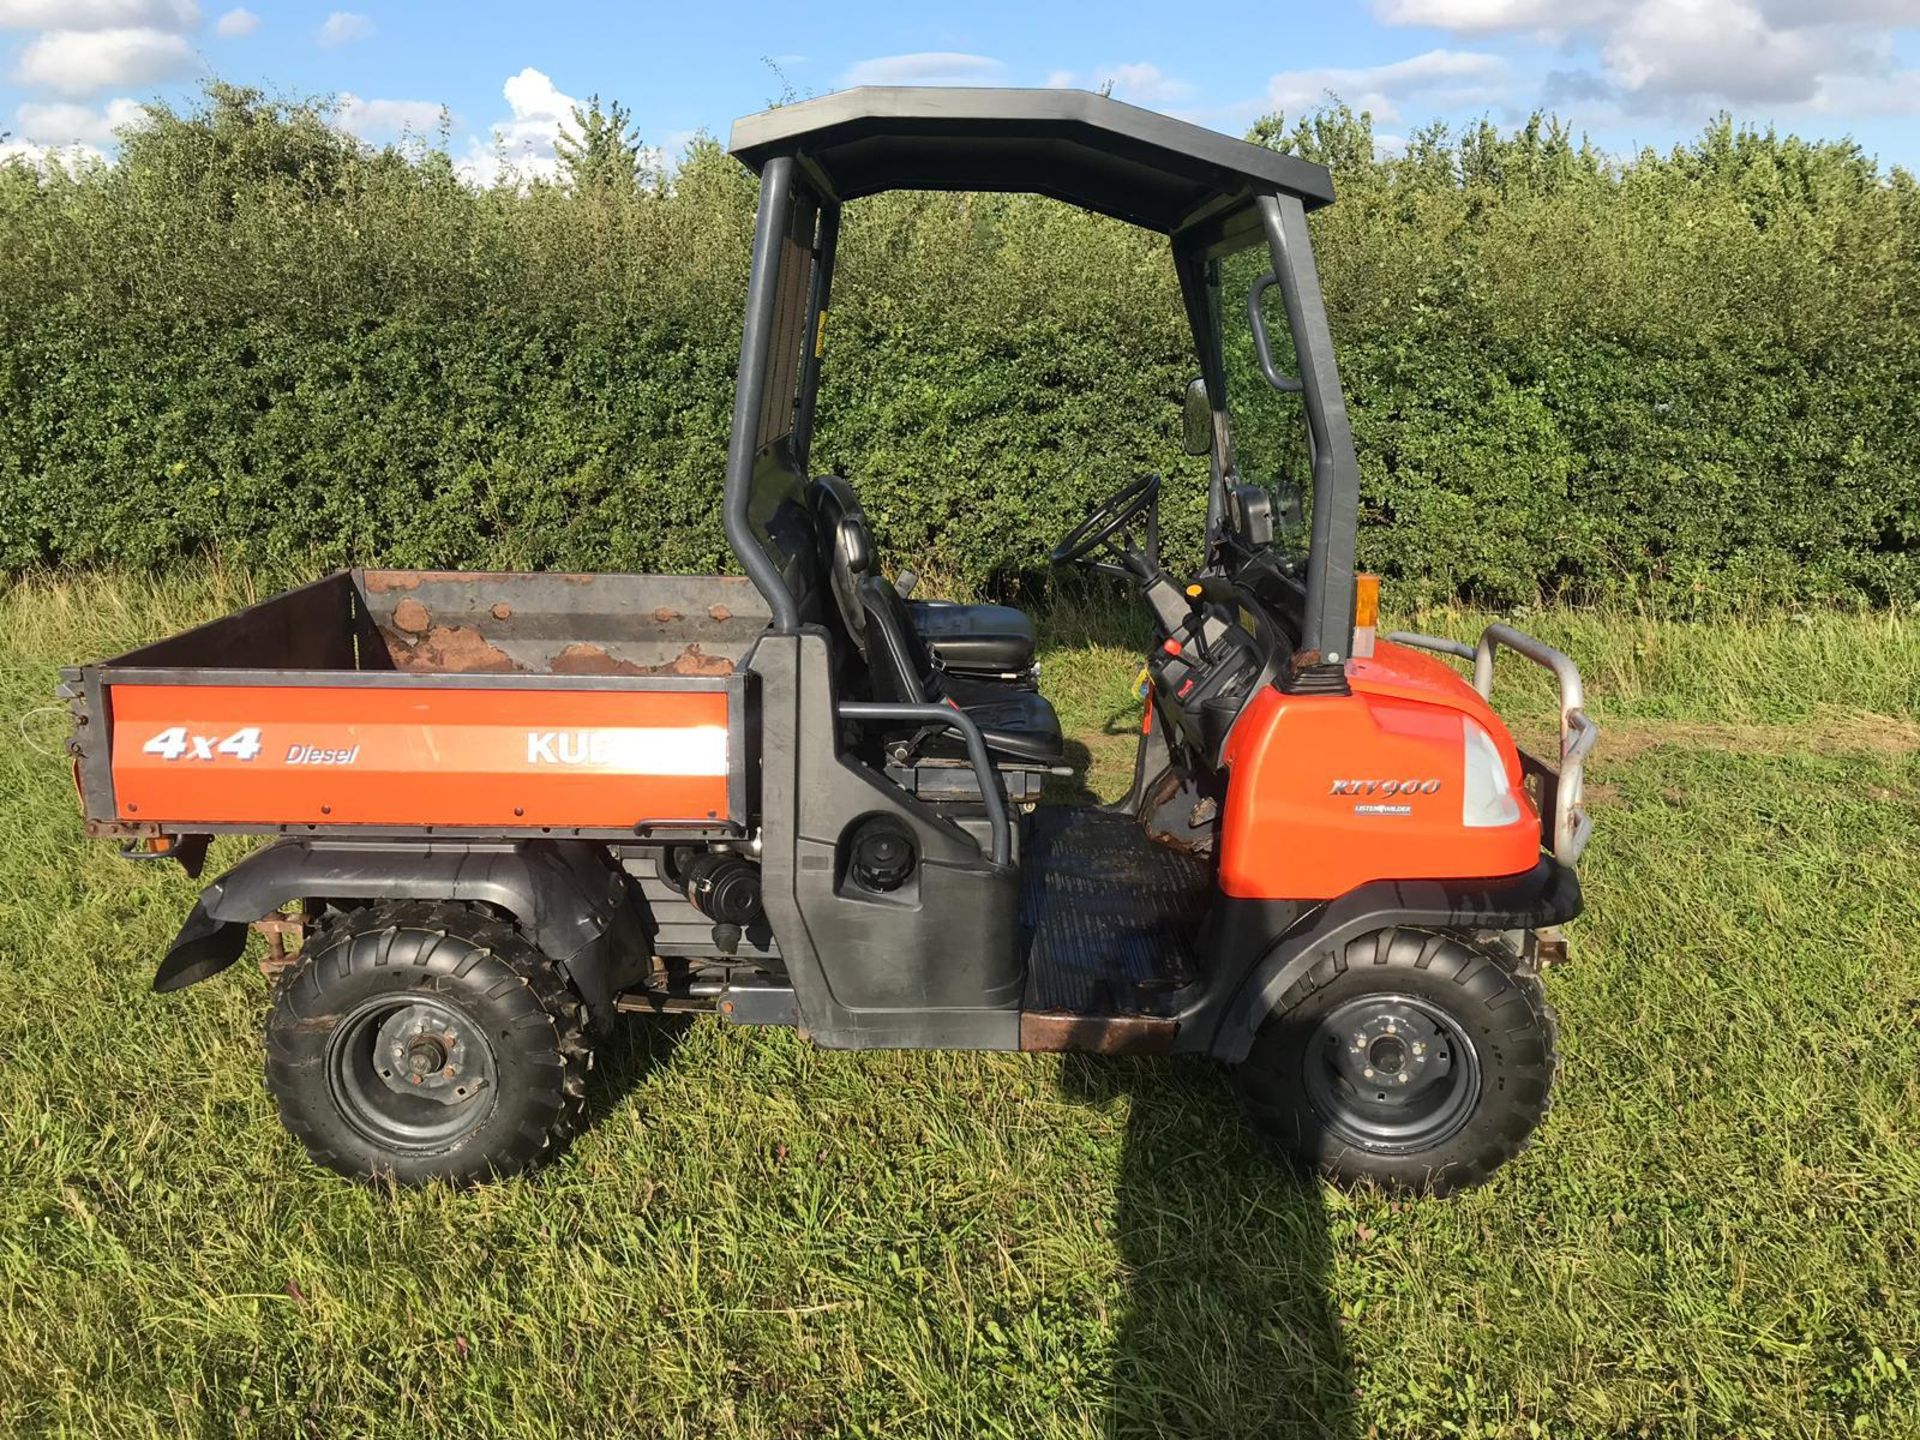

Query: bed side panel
[{"left": 106, "top": 682, "right": 735, "bottom": 829}]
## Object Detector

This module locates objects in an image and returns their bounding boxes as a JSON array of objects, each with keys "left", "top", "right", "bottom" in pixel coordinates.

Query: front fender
[
  {"left": 1202, "top": 858, "right": 1582, "bottom": 1063},
  {"left": 153, "top": 838, "right": 641, "bottom": 1024}
]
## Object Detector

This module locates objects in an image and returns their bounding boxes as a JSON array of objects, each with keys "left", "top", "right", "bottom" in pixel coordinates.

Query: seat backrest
[
  {"left": 745, "top": 436, "right": 829, "bottom": 629},
  {"left": 806, "top": 475, "right": 879, "bottom": 654},
  {"left": 857, "top": 574, "right": 942, "bottom": 704}
]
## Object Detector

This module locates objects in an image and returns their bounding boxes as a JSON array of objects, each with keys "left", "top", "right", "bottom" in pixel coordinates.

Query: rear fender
[
  {"left": 154, "top": 838, "right": 643, "bottom": 1024},
  {"left": 1202, "top": 858, "right": 1581, "bottom": 1063}
]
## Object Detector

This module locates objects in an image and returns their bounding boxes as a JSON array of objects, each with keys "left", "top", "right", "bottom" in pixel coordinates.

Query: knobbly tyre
[{"left": 61, "top": 88, "right": 1595, "bottom": 1194}]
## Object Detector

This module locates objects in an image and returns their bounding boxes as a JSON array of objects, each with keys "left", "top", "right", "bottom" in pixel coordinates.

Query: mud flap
[{"left": 153, "top": 893, "right": 250, "bottom": 992}]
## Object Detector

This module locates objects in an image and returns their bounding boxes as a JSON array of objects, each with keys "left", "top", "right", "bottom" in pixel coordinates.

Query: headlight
[{"left": 1461, "top": 717, "right": 1522, "bottom": 827}]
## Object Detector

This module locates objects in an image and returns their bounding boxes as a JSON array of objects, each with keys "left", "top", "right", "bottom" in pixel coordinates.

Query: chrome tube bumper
[{"left": 1385, "top": 624, "right": 1597, "bottom": 867}]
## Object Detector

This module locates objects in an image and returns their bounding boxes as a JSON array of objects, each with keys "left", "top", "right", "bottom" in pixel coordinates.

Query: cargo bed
[{"left": 61, "top": 570, "right": 768, "bottom": 841}]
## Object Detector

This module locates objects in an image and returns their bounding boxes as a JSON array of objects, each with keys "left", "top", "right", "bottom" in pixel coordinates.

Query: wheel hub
[
  {"left": 361, "top": 1002, "right": 492, "bottom": 1110},
  {"left": 1302, "top": 993, "right": 1481, "bottom": 1154},
  {"left": 1329, "top": 1006, "right": 1446, "bottom": 1095}
]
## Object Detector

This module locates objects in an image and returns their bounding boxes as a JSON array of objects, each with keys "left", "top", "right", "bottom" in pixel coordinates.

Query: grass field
[{"left": 2, "top": 573, "right": 1917, "bottom": 1438}]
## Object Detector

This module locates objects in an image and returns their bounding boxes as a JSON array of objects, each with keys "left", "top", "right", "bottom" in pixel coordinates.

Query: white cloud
[
  {"left": 1047, "top": 62, "right": 1194, "bottom": 105},
  {"left": 12, "top": 26, "right": 199, "bottom": 96},
  {"left": 1602, "top": 0, "right": 1881, "bottom": 107},
  {"left": 456, "top": 66, "right": 583, "bottom": 186},
  {"left": 660, "top": 127, "right": 701, "bottom": 162},
  {"left": 838, "top": 52, "right": 1004, "bottom": 87},
  {"left": 213, "top": 6, "right": 256, "bottom": 38},
  {"left": 1266, "top": 48, "right": 1509, "bottom": 124},
  {"left": 0, "top": 0, "right": 197, "bottom": 29},
  {"left": 1375, "top": 0, "right": 1920, "bottom": 116},
  {"left": 15, "top": 95, "right": 145, "bottom": 145},
  {"left": 1810, "top": 68, "right": 1920, "bottom": 117},
  {"left": 1373, "top": 0, "right": 1615, "bottom": 34},
  {"left": 1100, "top": 62, "right": 1193, "bottom": 105},
  {"left": 1, "top": 138, "right": 108, "bottom": 169},
  {"left": 315, "top": 10, "right": 371, "bottom": 47},
  {"left": 337, "top": 94, "right": 444, "bottom": 140}
]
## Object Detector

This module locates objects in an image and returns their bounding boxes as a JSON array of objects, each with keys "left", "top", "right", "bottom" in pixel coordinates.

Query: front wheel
[
  {"left": 264, "top": 901, "right": 591, "bottom": 1185},
  {"left": 1235, "top": 928, "right": 1557, "bottom": 1196}
]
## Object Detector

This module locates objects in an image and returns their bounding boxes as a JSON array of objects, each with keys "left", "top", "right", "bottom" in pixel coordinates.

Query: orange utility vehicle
[{"left": 62, "top": 89, "right": 1594, "bottom": 1193}]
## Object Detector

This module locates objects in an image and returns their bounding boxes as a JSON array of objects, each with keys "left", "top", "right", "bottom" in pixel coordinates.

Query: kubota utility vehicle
[{"left": 61, "top": 88, "right": 1595, "bottom": 1194}]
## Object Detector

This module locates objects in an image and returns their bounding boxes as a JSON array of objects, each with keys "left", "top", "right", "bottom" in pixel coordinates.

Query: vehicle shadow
[
  {"left": 1056, "top": 1054, "right": 1356, "bottom": 1439},
  {"left": 578, "top": 1012, "right": 692, "bottom": 1129}
]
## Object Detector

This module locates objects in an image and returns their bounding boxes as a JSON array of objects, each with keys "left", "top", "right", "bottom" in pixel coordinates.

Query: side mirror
[{"left": 1180, "top": 378, "right": 1213, "bottom": 456}]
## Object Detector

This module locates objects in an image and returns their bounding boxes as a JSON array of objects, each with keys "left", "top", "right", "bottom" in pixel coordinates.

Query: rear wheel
[
  {"left": 1235, "top": 927, "right": 1556, "bottom": 1196},
  {"left": 264, "top": 901, "right": 590, "bottom": 1185}
]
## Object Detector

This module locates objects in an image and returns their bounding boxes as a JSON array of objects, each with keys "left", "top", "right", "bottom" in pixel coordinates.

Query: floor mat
[{"left": 1019, "top": 807, "right": 1212, "bottom": 1016}]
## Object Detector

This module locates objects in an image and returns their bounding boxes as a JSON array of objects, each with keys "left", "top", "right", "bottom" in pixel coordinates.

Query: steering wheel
[{"left": 1049, "top": 473, "right": 1163, "bottom": 571}]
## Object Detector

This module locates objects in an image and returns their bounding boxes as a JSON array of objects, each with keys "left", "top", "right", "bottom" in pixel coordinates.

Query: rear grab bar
[
  {"left": 1385, "top": 624, "right": 1596, "bottom": 868},
  {"left": 836, "top": 701, "right": 1012, "bottom": 867}
]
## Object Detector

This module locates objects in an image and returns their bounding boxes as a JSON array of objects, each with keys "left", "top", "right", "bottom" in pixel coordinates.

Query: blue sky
[{"left": 4, "top": 1, "right": 1918, "bottom": 176}]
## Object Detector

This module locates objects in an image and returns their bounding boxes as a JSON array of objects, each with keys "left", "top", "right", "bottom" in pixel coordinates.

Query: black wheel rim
[
  {"left": 327, "top": 996, "right": 499, "bottom": 1153},
  {"left": 1301, "top": 993, "right": 1481, "bottom": 1154}
]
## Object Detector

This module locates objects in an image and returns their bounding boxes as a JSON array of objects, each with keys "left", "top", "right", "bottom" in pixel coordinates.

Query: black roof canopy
[{"left": 728, "top": 87, "right": 1335, "bottom": 251}]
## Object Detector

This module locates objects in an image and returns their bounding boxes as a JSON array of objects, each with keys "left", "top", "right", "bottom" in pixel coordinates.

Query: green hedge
[{"left": 1, "top": 86, "right": 1914, "bottom": 608}]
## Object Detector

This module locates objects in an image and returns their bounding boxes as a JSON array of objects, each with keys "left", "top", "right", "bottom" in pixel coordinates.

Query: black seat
[
  {"left": 858, "top": 574, "right": 1063, "bottom": 767},
  {"left": 808, "top": 476, "right": 1036, "bottom": 679},
  {"left": 906, "top": 600, "right": 1035, "bottom": 676}
]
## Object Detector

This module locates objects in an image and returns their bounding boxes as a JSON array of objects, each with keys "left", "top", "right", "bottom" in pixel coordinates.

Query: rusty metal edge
[{"left": 1018, "top": 1012, "right": 1180, "bottom": 1055}]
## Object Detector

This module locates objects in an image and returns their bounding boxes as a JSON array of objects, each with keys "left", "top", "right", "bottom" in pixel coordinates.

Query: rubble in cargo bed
[
  {"left": 548, "top": 642, "right": 735, "bottom": 677},
  {"left": 379, "top": 626, "right": 735, "bottom": 677}
]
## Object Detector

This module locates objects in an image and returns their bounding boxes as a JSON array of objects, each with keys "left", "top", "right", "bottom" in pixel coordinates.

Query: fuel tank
[{"left": 1217, "top": 640, "right": 1542, "bottom": 900}]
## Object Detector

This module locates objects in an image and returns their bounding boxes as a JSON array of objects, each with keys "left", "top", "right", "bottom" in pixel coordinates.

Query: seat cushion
[
  {"left": 908, "top": 601, "right": 1036, "bottom": 674},
  {"left": 917, "top": 685, "right": 1064, "bottom": 767}
]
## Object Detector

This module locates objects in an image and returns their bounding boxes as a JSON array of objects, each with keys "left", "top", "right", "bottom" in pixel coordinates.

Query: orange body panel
[
  {"left": 1217, "top": 640, "right": 1540, "bottom": 900},
  {"left": 108, "top": 684, "right": 732, "bottom": 828}
]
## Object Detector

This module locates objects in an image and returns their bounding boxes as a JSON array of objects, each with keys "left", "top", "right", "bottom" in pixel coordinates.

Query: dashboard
[{"left": 1144, "top": 580, "right": 1283, "bottom": 761}]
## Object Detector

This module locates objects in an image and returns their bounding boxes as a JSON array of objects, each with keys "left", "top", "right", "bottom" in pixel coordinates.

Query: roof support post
[
  {"left": 793, "top": 202, "right": 840, "bottom": 471},
  {"left": 725, "top": 154, "right": 802, "bottom": 632},
  {"left": 1173, "top": 243, "right": 1234, "bottom": 561},
  {"left": 1258, "top": 193, "right": 1357, "bottom": 680}
]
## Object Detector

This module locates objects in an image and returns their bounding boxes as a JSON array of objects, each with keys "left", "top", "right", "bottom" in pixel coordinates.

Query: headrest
[
  {"left": 808, "top": 474, "right": 862, "bottom": 526},
  {"left": 835, "top": 516, "right": 872, "bottom": 573}
]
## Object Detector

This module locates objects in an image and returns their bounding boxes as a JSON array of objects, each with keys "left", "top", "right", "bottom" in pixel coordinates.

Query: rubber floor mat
[{"left": 1019, "top": 807, "right": 1212, "bottom": 1016}]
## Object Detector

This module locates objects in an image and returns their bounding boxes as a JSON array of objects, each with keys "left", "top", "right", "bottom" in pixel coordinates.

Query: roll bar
[
  {"left": 723, "top": 154, "right": 803, "bottom": 633},
  {"left": 835, "top": 701, "right": 1012, "bottom": 866}
]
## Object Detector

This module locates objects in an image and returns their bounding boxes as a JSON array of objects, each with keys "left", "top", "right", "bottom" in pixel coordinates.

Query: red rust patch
[
  {"left": 708, "top": 605, "right": 733, "bottom": 622},
  {"left": 1019, "top": 1013, "right": 1178, "bottom": 1054},
  {"left": 490, "top": 602, "right": 513, "bottom": 621},
  {"left": 652, "top": 607, "right": 681, "bottom": 624},
  {"left": 381, "top": 625, "right": 520, "bottom": 674},
  {"left": 549, "top": 643, "right": 647, "bottom": 677},
  {"left": 391, "top": 598, "right": 432, "bottom": 634},
  {"left": 659, "top": 645, "right": 734, "bottom": 677},
  {"left": 361, "top": 570, "right": 421, "bottom": 593},
  {"left": 547, "top": 642, "right": 735, "bottom": 677}
]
